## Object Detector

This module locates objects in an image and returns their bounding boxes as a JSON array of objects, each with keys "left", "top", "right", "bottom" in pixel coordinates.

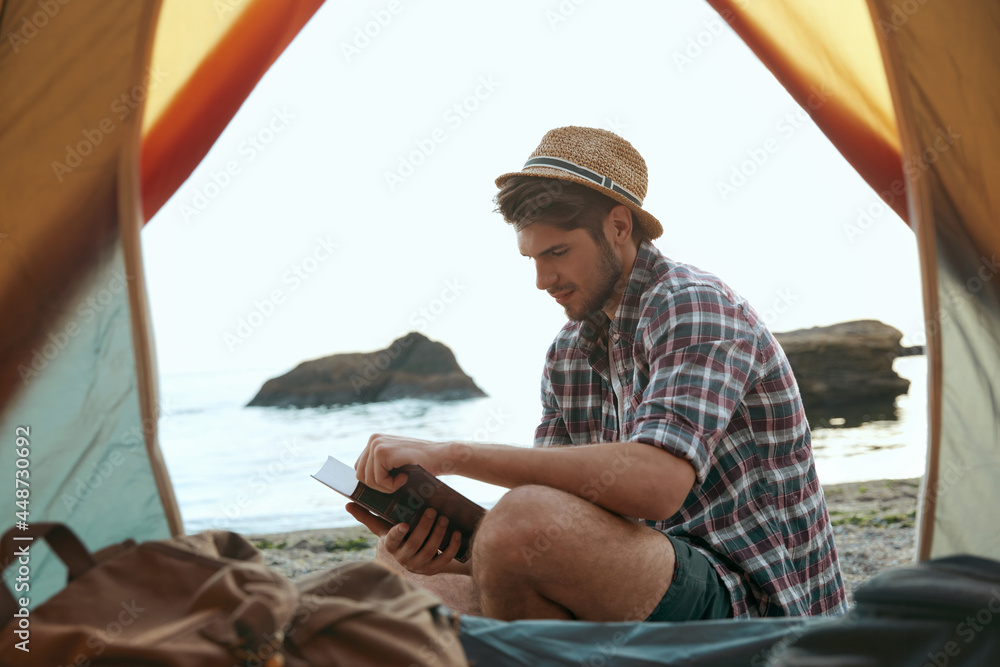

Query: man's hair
[{"left": 493, "top": 175, "right": 644, "bottom": 246}]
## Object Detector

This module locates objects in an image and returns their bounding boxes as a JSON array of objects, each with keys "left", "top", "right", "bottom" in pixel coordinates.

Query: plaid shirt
[{"left": 534, "top": 239, "right": 847, "bottom": 618}]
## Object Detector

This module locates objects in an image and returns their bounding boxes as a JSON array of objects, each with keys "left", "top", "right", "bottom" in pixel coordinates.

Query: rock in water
[
  {"left": 247, "top": 332, "right": 487, "bottom": 408},
  {"left": 774, "top": 320, "right": 911, "bottom": 420}
]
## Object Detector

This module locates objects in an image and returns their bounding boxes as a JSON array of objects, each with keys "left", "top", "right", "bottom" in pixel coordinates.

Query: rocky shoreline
[{"left": 251, "top": 477, "right": 920, "bottom": 606}]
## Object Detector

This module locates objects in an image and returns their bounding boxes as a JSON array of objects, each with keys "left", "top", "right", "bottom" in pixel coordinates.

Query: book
[{"left": 311, "top": 455, "right": 486, "bottom": 563}]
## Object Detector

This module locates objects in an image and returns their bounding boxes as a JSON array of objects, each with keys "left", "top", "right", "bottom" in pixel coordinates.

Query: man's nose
[{"left": 535, "top": 264, "right": 557, "bottom": 291}]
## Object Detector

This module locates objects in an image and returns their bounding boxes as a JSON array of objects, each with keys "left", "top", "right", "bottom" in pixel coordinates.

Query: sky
[{"left": 141, "top": 0, "right": 924, "bottom": 402}]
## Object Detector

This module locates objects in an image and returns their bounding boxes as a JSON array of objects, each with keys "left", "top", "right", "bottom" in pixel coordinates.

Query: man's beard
[{"left": 564, "top": 236, "right": 623, "bottom": 322}]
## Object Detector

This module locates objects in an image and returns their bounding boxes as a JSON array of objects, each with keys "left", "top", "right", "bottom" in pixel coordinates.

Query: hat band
[{"left": 523, "top": 156, "right": 642, "bottom": 207}]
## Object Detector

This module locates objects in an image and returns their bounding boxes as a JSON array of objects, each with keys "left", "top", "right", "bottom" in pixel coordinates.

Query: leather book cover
[{"left": 312, "top": 456, "right": 486, "bottom": 562}]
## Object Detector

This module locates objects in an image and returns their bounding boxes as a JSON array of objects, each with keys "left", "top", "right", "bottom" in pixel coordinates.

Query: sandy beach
[{"left": 251, "top": 477, "right": 919, "bottom": 605}]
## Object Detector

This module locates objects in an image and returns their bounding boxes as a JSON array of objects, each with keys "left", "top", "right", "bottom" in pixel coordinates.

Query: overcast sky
[{"left": 141, "top": 0, "right": 923, "bottom": 399}]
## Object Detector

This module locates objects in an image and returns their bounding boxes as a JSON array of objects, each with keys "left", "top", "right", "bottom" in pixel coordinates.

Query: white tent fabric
[{"left": 866, "top": 0, "right": 1000, "bottom": 560}]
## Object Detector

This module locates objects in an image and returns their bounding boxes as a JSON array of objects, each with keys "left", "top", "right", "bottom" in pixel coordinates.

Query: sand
[{"left": 251, "top": 477, "right": 920, "bottom": 605}]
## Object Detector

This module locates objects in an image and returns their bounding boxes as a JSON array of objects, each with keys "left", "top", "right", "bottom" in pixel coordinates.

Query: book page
[{"left": 311, "top": 455, "right": 361, "bottom": 498}]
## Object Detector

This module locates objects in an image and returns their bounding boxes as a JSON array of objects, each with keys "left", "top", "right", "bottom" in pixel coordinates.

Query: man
[{"left": 349, "top": 126, "right": 847, "bottom": 621}]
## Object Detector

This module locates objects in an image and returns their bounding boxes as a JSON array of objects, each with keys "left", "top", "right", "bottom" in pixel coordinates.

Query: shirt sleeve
[
  {"left": 533, "top": 341, "right": 574, "bottom": 448},
  {"left": 630, "top": 284, "right": 759, "bottom": 485}
]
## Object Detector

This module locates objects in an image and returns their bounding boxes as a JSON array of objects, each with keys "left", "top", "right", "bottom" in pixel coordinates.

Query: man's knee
[{"left": 473, "top": 485, "right": 584, "bottom": 575}]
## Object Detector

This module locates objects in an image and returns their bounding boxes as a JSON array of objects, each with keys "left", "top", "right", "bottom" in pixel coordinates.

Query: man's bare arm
[
  {"left": 446, "top": 440, "right": 694, "bottom": 521},
  {"left": 357, "top": 435, "right": 696, "bottom": 522}
]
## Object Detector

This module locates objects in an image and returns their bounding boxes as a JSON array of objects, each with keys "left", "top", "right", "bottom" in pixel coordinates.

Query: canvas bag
[
  {"left": 282, "top": 561, "right": 467, "bottom": 667},
  {"left": 0, "top": 522, "right": 299, "bottom": 666},
  {"left": 0, "top": 523, "right": 468, "bottom": 667}
]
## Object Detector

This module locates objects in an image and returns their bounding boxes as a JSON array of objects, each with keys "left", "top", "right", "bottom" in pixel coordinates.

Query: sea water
[{"left": 159, "top": 356, "right": 927, "bottom": 534}]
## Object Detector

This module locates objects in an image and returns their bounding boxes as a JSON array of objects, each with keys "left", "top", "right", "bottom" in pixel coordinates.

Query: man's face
[{"left": 517, "top": 221, "right": 624, "bottom": 322}]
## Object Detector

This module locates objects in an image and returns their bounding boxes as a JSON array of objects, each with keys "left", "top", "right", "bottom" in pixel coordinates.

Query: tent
[
  {"left": 1, "top": 0, "right": 997, "bottom": 609},
  {"left": 0, "top": 0, "right": 324, "bottom": 603}
]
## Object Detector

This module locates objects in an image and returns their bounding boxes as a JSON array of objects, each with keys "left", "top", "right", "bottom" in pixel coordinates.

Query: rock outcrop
[
  {"left": 247, "top": 332, "right": 486, "bottom": 408},
  {"left": 774, "top": 320, "right": 912, "bottom": 424}
]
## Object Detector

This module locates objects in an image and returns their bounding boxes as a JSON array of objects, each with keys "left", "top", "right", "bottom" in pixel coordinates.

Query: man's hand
[
  {"left": 346, "top": 502, "right": 466, "bottom": 576},
  {"left": 354, "top": 433, "right": 453, "bottom": 492}
]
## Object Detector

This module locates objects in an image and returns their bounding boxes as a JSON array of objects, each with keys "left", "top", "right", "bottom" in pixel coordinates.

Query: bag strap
[{"left": 0, "top": 522, "right": 96, "bottom": 616}]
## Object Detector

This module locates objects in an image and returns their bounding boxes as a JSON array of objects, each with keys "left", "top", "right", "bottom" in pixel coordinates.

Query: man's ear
[{"left": 606, "top": 205, "right": 634, "bottom": 247}]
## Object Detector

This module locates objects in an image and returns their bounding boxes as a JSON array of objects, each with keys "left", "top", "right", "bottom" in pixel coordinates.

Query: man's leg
[
  {"left": 471, "top": 484, "right": 677, "bottom": 621},
  {"left": 375, "top": 540, "right": 483, "bottom": 616}
]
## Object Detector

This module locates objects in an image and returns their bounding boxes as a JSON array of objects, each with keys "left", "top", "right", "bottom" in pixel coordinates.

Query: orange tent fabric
[
  {"left": 707, "top": 0, "right": 907, "bottom": 222},
  {"left": 141, "top": 0, "right": 325, "bottom": 220}
]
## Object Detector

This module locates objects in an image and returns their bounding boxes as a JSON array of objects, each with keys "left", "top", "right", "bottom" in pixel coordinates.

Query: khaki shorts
[{"left": 644, "top": 534, "right": 732, "bottom": 622}]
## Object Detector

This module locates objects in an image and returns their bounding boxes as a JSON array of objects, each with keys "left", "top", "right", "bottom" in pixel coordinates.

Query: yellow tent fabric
[
  {"left": 707, "top": 0, "right": 905, "bottom": 221},
  {"left": 142, "top": 0, "right": 325, "bottom": 219}
]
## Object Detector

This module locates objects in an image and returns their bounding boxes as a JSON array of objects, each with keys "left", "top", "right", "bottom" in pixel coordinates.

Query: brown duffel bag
[
  {"left": 284, "top": 561, "right": 466, "bottom": 667},
  {"left": 0, "top": 523, "right": 468, "bottom": 667}
]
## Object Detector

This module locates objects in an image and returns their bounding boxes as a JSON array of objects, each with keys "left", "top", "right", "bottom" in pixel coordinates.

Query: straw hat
[{"left": 495, "top": 125, "right": 663, "bottom": 240}]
